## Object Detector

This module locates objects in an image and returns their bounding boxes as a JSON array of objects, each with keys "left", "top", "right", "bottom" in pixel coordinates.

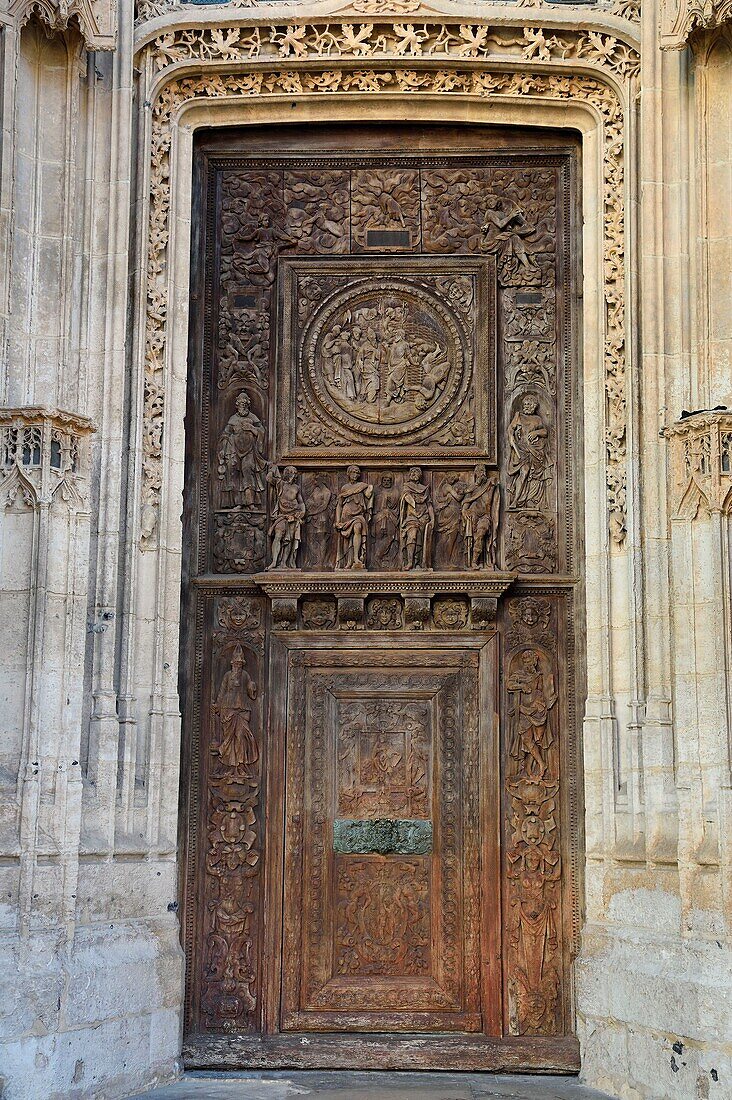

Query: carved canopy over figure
[
  {"left": 335, "top": 464, "right": 374, "bottom": 570},
  {"left": 461, "top": 463, "right": 501, "bottom": 569},
  {"left": 506, "top": 648, "right": 557, "bottom": 780},
  {"left": 213, "top": 646, "right": 259, "bottom": 770},
  {"left": 267, "top": 465, "right": 306, "bottom": 570},
  {"left": 217, "top": 391, "right": 267, "bottom": 509},
  {"left": 399, "top": 466, "right": 435, "bottom": 571},
  {"left": 508, "top": 395, "right": 552, "bottom": 509}
]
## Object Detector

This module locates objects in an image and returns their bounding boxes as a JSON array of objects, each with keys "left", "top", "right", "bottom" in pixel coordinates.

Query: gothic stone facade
[{"left": 0, "top": 0, "right": 731, "bottom": 1098}]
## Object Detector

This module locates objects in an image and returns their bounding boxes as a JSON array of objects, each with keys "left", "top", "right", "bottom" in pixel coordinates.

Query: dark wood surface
[{"left": 179, "top": 123, "right": 583, "bottom": 1070}]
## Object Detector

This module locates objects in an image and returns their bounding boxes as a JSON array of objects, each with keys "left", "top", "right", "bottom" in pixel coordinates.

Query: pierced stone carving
[
  {"left": 9, "top": 0, "right": 117, "bottom": 49},
  {"left": 266, "top": 465, "right": 306, "bottom": 570},
  {"left": 0, "top": 407, "right": 93, "bottom": 509},
  {"left": 399, "top": 466, "right": 434, "bottom": 571},
  {"left": 461, "top": 464, "right": 501, "bottom": 570},
  {"left": 661, "top": 0, "right": 732, "bottom": 46},
  {"left": 335, "top": 465, "right": 374, "bottom": 570},
  {"left": 665, "top": 411, "right": 732, "bottom": 516}
]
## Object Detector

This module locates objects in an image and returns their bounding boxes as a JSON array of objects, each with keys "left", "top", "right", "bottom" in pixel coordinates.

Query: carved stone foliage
[
  {"left": 0, "top": 407, "right": 93, "bottom": 510},
  {"left": 200, "top": 595, "right": 266, "bottom": 1031},
  {"left": 503, "top": 597, "right": 564, "bottom": 1037}
]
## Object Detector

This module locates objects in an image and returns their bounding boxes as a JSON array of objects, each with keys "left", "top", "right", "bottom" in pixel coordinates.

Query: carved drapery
[
  {"left": 8, "top": 0, "right": 117, "bottom": 50},
  {"left": 138, "top": 20, "right": 638, "bottom": 554}
]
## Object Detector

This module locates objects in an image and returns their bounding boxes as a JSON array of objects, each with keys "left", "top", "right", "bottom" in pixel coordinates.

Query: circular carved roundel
[{"left": 300, "top": 278, "right": 468, "bottom": 444}]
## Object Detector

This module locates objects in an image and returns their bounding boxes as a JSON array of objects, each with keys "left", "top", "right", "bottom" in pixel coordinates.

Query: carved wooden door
[{"left": 181, "top": 125, "right": 582, "bottom": 1073}]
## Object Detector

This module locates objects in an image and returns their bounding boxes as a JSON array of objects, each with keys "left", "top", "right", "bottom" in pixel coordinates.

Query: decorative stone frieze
[
  {"left": 138, "top": 22, "right": 638, "bottom": 549},
  {"left": 0, "top": 407, "right": 94, "bottom": 509},
  {"left": 660, "top": 0, "right": 732, "bottom": 47},
  {"left": 7, "top": 0, "right": 118, "bottom": 49},
  {"left": 665, "top": 409, "right": 732, "bottom": 515}
]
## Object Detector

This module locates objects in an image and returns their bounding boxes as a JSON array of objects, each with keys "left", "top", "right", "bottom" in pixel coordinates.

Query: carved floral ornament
[{"left": 138, "top": 22, "right": 638, "bottom": 550}]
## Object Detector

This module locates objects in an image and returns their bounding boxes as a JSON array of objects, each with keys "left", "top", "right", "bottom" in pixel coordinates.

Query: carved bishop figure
[
  {"left": 399, "top": 466, "right": 434, "bottom": 571},
  {"left": 217, "top": 391, "right": 267, "bottom": 509},
  {"left": 335, "top": 465, "right": 374, "bottom": 570}
]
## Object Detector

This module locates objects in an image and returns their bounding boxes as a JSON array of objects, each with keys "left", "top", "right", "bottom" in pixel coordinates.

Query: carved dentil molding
[
  {"left": 7, "top": 0, "right": 117, "bottom": 49},
  {"left": 665, "top": 411, "right": 732, "bottom": 516},
  {"left": 0, "top": 406, "right": 95, "bottom": 508},
  {"left": 138, "top": 22, "right": 637, "bottom": 551},
  {"left": 660, "top": 0, "right": 732, "bottom": 48}
]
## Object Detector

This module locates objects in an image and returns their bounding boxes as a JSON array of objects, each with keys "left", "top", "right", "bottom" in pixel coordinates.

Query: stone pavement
[{"left": 130, "top": 1070, "right": 614, "bottom": 1100}]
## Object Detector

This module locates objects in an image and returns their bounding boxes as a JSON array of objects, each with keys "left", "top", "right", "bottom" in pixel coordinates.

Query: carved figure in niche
[
  {"left": 217, "top": 391, "right": 266, "bottom": 509},
  {"left": 399, "top": 467, "right": 434, "bottom": 571},
  {"left": 267, "top": 465, "right": 306, "bottom": 570},
  {"left": 213, "top": 646, "right": 259, "bottom": 770},
  {"left": 304, "top": 474, "right": 334, "bottom": 568},
  {"left": 461, "top": 464, "right": 500, "bottom": 570},
  {"left": 507, "top": 649, "right": 557, "bottom": 780},
  {"left": 335, "top": 465, "right": 374, "bottom": 570},
  {"left": 508, "top": 396, "right": 552, "bottom": 509},
  {"left": 373, "top": 473, "right": 400, "bottom": 567},
  {"left": 435, "top": 474, "right": 467, "bottom": 565}
]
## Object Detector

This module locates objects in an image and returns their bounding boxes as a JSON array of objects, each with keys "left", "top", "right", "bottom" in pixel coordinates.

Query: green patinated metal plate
[{"left": 333, "top": 818, "right": 433, "bottom": 855}]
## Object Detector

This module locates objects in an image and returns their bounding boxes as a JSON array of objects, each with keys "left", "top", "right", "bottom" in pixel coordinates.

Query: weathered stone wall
[{"left": 0, "top": 0, "right": 729, "bottom": 1097}]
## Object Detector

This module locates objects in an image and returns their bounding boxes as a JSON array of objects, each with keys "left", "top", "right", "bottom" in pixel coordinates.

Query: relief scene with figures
[{"left": 180, "top": 125, "right": 580, "bottom": 1072}]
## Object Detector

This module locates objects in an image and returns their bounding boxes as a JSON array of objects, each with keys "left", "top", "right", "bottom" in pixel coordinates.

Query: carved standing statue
[
  {"left": 373, "top": 473, "right": 400, "bottom": 567},
  {"left": 335, "top": 465, "right": 374, "bottom": 570},
  {"left": 213, "top": 646, "right": 259, "bottom": 770},
  {"left": 507, "top": 395, "right": 552, "bottom": 509},
  {"left": 217, "top": 391, "right": 267, "bottom": 509},
  {"left": 399, "top": 466, "right": 434, "bottom": 571},
  {"left": 461, "top": 463, "right": 501, "bottom": 569},
  {"left": 506, "top": 648, "right": 557, "bottom": 780},
  {"left": 267, "top": 465, "right": 306, "bottom": 570}
]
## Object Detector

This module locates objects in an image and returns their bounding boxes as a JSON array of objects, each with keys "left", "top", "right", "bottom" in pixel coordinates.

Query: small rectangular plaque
[
  {"left": 333, "top": 818, "right": 433, "bottom": 855},
  {"left": 366, "top": 229, "right": 412, "bottom": 249}
]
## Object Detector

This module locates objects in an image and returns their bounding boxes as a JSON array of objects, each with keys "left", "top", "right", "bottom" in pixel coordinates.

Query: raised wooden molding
[{"left": 8, "top": 0, "right": 117, "bottom": 50}]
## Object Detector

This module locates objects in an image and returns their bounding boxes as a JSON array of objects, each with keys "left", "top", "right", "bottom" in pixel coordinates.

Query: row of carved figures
[{"left": 266, "top": 462, "right": 501, "bottom": 572}]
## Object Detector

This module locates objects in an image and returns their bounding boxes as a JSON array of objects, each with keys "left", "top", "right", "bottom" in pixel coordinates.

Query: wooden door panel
[{"left": 279, "top": 643, "right": 493, "bottom": 1033}]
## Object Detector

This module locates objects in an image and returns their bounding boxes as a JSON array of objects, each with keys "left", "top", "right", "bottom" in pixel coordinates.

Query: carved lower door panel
[
  {"left": 181, "top": 125, "right": 582, "bottom": 1071},
  {"left": 278, "top": 642, "right": 495, "bottom": 1033}
]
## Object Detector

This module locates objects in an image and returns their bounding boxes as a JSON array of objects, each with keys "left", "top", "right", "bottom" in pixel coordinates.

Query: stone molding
[
  {"left": 0, "top": 406, "right": 95, "bottom": 508},
  {"left": 665, "top": 410, "right": 732, "bottom": 516},
  {"left": 7, "top": 0, "right": 118, "bottom": 49},
  {"left": 660, "top": 0, "right": 732, "bottom": 48},
  {"left": 137, "top": 21, "right": 638, "bottom": 550}
]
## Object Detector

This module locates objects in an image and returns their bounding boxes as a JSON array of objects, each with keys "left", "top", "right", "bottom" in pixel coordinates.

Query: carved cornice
[
  {"left": 254, "top": 569, "right": 517, "bottom": 597},
  {"left": 660, "top": 0, "right": 732, "bottom": 48},
  {"left": 665, "top": 410, "right": 732, "bottom": 515},
  {"left": 138, "top": 27, "right": 637, "bottom": 550},
  {"left": 8, "top": 0, "right": 117, "bottom": 49}
]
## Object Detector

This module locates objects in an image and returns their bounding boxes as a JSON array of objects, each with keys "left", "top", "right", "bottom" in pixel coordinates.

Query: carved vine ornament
[{"left": 139, "top": 22, "right": 637, "bottom": 551}]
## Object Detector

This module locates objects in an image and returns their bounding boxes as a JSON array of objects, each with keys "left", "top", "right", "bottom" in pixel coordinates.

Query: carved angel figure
[
  {"left": 461, "top": 463, "right": 501, "bottom": 569},
  {"left": 507, "top": 395, "right": 552, "bottom": 509},
  {"left": 213, "top": 646, "right": 259, "bottom": 770},
  {"left": 335, "top": 465, "right": 374, "bottom": 570},
  {"left": 217, "top": 391, "right": 266, "bottom": 509},
  {"left": 399, "top": 466, "right": 434, "bottom": 571},
  {"left": 480, "top": 196, "right": 535, "bottom": 278},
  {"left": 267, "top": 465, "right": 306, "bottom": 570}
]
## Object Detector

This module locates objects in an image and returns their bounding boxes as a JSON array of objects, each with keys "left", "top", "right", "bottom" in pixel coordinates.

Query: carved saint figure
[
  {"left": 357, "top": 326, "right": 380, "bottom": 403},
  {"left": 217, "top": 391, "right": 266, "bottom": 509},
  {"left": 399, "top": 466, "right": 434, "bottom": 571},
  {"left": 335, "top": 465, "right": 374, "bottom": 570},
  {"left": 461, "top": 463, "right": 501, "bottom": 569},
  {"left": 435, "top": 474, "right": 467, "bottom": 565},
  {"left": 385, "top": 327, "right": 410, "bottom": 404},
  {"left": 481, "top": 196, "right": 534, "bottom": 277},
  {"left": 213, "top": 646, "right": 259, "bottom": 770},
  {"left": 507, "top": 395, "right": 552, "bottom": 509},
  {"left": 506, "top": 649, "right": 557, "bottom": 780},
  {"left": 267, "top": 465, "right": 306, "bottom": 570},
  {"left": 373, "top": 473, "right": 400, "bottom": 567},
  {"left": 304, "top": 475, "right": 333, "bottom": 568}
]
